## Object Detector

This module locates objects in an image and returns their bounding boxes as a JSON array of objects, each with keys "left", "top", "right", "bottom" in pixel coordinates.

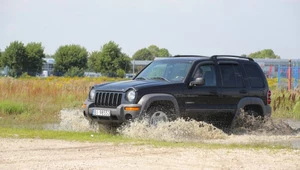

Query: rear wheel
[{"left": 230, "top": 107, "right": 264, "bottom": 131}]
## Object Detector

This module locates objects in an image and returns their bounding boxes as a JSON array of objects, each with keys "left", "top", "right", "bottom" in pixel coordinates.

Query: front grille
[{"left": 94, "top": 92, "right": 122, "bottom": 108}]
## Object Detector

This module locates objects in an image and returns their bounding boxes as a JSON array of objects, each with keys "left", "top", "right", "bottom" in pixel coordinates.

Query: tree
[
  {"left": 54, "top": 44, "right": 88, "bottom": 76},
  {"left": 132, "top": 48, "right": 153, "bottom": 60},
  {"left": 64, "top": 67, "right": 84, "bottom": 77},
  {"left": 158, "top": 48, "right": 171, "bottom": 57},
  {"left": 148, "top": 45, "right": 160, "bottom": 57},
  {"left": 2, "top": 41, "right": 27, "bottom": 76},
  {"left": 248, "top": 49, "right": 280, "bottom": 59},
  {"left": 25, "top": 42, "right": 45, "bottom": 75},
  {"left": 132, "top": 45, "right": 171, "bottom": 60},
  {"left": 87, "top": 51, "right": 101, "bottom": 72},
  {"left": 95, "top": 41, "right": 131, "bottom": 77}
]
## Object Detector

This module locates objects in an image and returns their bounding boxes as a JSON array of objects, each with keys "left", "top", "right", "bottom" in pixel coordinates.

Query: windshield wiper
[
  {"left": 149, "top": 77, "right": 170, "bottom": 82},
  {"left": 135, "top": 77, "right": 147, "bottom": 80}
]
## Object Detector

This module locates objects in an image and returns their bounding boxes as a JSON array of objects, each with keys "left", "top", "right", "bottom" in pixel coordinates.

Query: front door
[{"left": 183, "top": 62, "right": 221, "bottom": 120}]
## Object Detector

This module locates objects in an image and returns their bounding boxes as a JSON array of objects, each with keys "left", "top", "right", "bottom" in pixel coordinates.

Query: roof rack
[
  {"left": 211, "top": 55, "right": 254, "bottom": 61},
  {"left": 173, "top": 55, "right": 208, "bottom": 58}
]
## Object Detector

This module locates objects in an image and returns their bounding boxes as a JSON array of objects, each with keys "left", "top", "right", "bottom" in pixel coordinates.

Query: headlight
[
  {"left": 89, "top": 89, "right": 96, "bottom": 100},
  {"left": 126, "top": 90, "right": 136, "bottom": 102}
]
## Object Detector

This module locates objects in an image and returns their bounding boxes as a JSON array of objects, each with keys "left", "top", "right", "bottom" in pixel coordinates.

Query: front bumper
[{"left": 83, "top": 100, "right": 142, "bottom": 124}]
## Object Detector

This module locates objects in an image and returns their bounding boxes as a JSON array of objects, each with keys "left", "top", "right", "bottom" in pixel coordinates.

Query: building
[{"left": 41, "top": 58, "right": 55, "bottom": 77}]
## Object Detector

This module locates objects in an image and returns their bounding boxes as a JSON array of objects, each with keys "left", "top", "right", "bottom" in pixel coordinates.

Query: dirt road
[{"left": 1, "top": 138, "right": 300, "bottom": 170}]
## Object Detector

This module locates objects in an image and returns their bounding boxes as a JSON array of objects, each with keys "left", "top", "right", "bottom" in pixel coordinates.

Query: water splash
[
  {"left": 118, "top": 118, "right": 227, "bottom": 142},
  {"left": 49, "top": 109, "right": 299, "bottom": 144},
  {"left": 48, "top": 109, "right": 96, "bottom": 132},
  {"left": 230, "top": 111, "right": 296, "bottom": 135}
]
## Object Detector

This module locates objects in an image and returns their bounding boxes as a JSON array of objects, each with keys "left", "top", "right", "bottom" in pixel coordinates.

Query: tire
[
  {"left": 230, "top": 108, "right": 264, "bottom": 130},
  {"left": 145, "top": 105, "right": 176, "bottom": 126}
]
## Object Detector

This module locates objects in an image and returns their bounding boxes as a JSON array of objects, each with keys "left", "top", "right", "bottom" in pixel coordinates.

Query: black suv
[{"left": 83, "top": 55, "right": 272, "bottom": 126}]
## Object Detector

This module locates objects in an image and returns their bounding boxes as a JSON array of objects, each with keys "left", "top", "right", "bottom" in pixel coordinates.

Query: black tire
[{"left": 145, "top": 105, "right": 176, "bottom": 126}]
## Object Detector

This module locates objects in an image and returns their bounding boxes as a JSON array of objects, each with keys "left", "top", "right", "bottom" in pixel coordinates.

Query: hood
[{"left": 93, "top": 80, "right": 170, "bottom": 92}]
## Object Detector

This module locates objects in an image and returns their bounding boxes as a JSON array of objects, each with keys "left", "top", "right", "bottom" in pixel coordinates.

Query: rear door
[
  {"left": 218, "top": 61, "right": 248, "bottom": 114},
  {"left": 243, "top": 63, "right": 268, "bottom": 103}
]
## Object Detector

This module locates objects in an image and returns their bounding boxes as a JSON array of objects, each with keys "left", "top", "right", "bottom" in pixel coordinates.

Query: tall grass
[
  {"left": 271, "top": 89, "right": 300, "bottom": 119},
  {"left": 268, "top": 78, "right": 300, "bottom": 119},
  {"left": 0, "top": 76, "right": 121, "bottom": 125}
]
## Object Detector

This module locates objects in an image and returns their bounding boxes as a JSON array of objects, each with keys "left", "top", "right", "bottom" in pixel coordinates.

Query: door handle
[{"left": 239, "top": 89, "right": 247, "bottom": 94}]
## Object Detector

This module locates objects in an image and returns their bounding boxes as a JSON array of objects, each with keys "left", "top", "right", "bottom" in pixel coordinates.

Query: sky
[{"left": 1, "top": 0, "right": 300, "bottom": 59}]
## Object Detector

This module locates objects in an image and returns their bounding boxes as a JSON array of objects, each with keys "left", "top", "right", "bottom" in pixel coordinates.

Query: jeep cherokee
[{"left": 83, "top": 55, "right": 272, "bottom": 126}]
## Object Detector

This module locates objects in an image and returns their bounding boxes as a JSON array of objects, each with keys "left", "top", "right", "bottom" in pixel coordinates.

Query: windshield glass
[{"left": 135, "top": 59, "right": 192, "bottom": 82}]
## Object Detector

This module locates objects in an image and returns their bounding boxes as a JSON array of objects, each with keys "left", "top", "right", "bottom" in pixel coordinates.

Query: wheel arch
[
  {"left": 138, "top": 93, "right": 180, "bottom": 117},
  {"left": 236, "top": 97, "right": 267, "bottom": 116}
]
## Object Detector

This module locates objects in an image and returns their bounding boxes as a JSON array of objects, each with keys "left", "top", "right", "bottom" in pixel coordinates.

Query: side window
[
  {"left": 244, "top": 64, "right": 264, "bottom": 88},
  {"left": 219, "top": 64, "right": 244, "bottom": 88},
  {"left": 193, "top": 64, "right": 216, "bottom": 86},
  {"left": 233, "top": 65, "right": 244, "bottom": 87}
]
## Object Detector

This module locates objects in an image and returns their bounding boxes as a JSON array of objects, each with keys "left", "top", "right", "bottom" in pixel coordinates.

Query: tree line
[{"left": 0, "top": 40, "right": 280, "bottom": 77}]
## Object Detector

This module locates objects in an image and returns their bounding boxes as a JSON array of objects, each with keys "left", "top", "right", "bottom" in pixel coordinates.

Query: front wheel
[{"left": 145, "top": 106, "right": 176, "bottom": 126}]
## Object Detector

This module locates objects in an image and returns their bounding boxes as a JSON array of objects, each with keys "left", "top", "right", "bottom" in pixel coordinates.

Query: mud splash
[{"left": 118, "top": 119, "right": 227, "bottom": 142}]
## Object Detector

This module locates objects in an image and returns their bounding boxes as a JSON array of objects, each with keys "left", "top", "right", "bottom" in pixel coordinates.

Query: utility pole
[
  {"left": 132, "top": 60, "right": 135, "bottom": 74},
  {"left": 288, "top": 59, "right": 292, "bottom": 90}
]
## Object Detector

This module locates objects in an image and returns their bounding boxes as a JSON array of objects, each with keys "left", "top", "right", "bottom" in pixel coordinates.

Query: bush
[
  {"left": 64, "top": 67, "right": 84, "bottom": 77},
  {"left": 117, "top": 69, "right": 125, "bottom": 78},
  {"left": 0, "top": 100, "right": 28, "bottom": 115}
]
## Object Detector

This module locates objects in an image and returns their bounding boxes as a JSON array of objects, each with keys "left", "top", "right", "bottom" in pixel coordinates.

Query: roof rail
[
  {"left": 173, "top": 55, "right": 208, "bottom": 58},
  {"left": 211, "top": 55, "right": 254, "bottom": 61}
]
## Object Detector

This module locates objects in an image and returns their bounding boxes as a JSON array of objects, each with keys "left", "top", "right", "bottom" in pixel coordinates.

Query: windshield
[{"left": 135, "top": 59, "right": 192, "bottom": 82}]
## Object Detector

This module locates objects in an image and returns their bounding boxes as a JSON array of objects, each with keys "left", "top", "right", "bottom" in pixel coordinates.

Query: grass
[
  {"left": 0, "top": 127, "right": 291, "bottom": 150},
  {"left": 0, "top": 100, "right": 29, "bottom": 115},
  {"left": 0, "top": 76, "right": 122, "bottom": 125},
  {"left": 271, "top": 88, "right": 300, "bottom": 119}
]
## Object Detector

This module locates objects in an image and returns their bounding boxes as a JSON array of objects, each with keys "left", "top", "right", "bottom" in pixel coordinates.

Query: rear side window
[
  {"left": 219, "top": 64, "right": 244, "bottom": 88},
  {"left": 244, "top": 64, "right": 264, "bottom": 88}
]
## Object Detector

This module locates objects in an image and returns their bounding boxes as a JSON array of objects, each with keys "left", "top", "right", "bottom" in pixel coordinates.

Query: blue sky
[{"left": 1, "top": 0, "right": 300, "bottom": 59}]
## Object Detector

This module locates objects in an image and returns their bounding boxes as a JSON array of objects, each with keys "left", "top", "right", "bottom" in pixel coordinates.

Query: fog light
[{"left": 125, "top": 114, "right": 133, "bottom": 120}]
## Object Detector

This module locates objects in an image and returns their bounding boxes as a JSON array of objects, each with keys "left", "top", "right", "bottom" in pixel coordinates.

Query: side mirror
[{"left": 189, "top": 77, "right": 205, "bottom": 87}]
